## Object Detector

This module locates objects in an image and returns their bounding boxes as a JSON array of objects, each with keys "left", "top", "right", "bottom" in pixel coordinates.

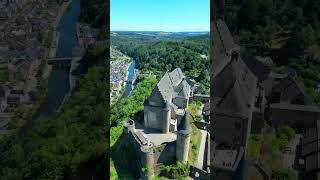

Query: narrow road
[{"left": 196, "top": 129, "right": 208, "bottom": 169}]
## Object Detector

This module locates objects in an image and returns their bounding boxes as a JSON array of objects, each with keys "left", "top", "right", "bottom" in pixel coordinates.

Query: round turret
[
  {"left": 140, "top": 146, "right": 154, "bottom": 180},
  {"left": 178, "top": 111, "right": 192, "bottom": 135},
  {"left": 176, "top": 111, "right": 192, "bottom": 163},
  {"left": 162, "top": 101, "right": 171, "bottom": 133}
]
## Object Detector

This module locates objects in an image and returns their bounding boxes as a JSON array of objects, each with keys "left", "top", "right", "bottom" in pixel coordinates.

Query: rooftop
[
  {"left": 156, "top": 68, "right": 190, "bottom": 102},
  {"left": 270, "top": 103, "right": 320, "bottom": 112}
]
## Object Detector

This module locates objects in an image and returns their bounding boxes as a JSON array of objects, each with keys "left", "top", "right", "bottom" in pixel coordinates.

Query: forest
[
  {"left": 223, "top": 0, "right": 320, "bottom": 103},
  {"left": 112, "top": 34, "right": 210, "bottom": 91},
  {"left": 0, "top": 65, "right": 108, "bottom": 179}
]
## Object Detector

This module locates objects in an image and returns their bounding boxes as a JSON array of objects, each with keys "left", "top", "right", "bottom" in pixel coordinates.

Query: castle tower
[
  {"left": 162, "top": 101, "right": 171, "bottom": 133},
  {"left": 176, "top": 111, "right": 192, "bottom": 163},
  {"left": 140, "top": 146, "right": 154, "bottom": 180}
]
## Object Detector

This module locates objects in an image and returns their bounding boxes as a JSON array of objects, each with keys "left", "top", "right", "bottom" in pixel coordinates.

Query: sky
[{"left": 111, "top": 0, "right": 209, "bottom": 32}]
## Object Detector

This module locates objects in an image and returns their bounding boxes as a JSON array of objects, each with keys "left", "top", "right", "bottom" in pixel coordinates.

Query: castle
[
  {"left": 124, "top": 68, "right": 193, "bottom": 179},
  {"left": 212, "top": 1, "right": 320, "bottom": 179}
]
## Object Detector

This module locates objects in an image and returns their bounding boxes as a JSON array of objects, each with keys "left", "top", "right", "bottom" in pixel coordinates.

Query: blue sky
[{"left": 111, "top": 0, "right": 209, "bottom": 32}]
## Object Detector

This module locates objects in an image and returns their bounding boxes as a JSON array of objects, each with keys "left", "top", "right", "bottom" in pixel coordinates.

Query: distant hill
[
  {"left": 111, "top": 31, "right": 209, "bottom": 41},
  {"left": 111, "top": 32, "right": 210, "bottom": 91}
]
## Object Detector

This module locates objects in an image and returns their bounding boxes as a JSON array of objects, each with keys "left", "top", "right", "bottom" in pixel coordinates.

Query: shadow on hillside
[
  {"left": 73, "top": 152, "right": 108, "bottom": 180},
  {"left": 111, "top": 132, "right": 140, "bottom": 179},
  {"left": 270, "top": 39, "right": 300, "bottom": 66}
]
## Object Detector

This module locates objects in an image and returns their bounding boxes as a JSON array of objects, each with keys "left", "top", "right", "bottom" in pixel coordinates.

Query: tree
[{"left": 238, "top": 0, "right": 259, "bottom": 28}]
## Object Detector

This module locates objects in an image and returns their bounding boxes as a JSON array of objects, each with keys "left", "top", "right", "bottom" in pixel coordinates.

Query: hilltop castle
[{"left": 124, "top": 68, "right": 193, "bottom": 179}]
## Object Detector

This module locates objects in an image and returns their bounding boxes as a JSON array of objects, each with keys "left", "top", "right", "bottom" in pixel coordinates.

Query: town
[
  {"left": 110, "top": 47, "right": 132, "bottom": 103},
  {"left": 0, "top": 0, "right": 63, "bottom": 131},
  {"left": 0, "top": 0, "right": 103, "bottom": 132}
]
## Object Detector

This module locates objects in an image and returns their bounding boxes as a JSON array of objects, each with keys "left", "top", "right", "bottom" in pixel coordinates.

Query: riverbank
[
  {"left": 30, "top": 0, "right": 78, "bottom": 122},
  {"left": 54, "top": 1, "right": 73, "bottom": 28},
  {"left": 45, "top": 1, "right": 73, "bottom": 76},
  {"left": 124, "top": 61, "right": 136, "bottom": 96},
  {"left": 26, "top": 1, "right": 74, "bottom": 126},
  {"left": 123, "top": 60, "right": 132, "bottom": 87}
]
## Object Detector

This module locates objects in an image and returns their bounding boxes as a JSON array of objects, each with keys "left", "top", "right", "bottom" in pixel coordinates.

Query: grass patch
[
  {"left": 273, "top": 168, "right": 298, "bottom": 180},
  {"left": 261, "top": 127, "right": 283, "bottom": 171},
  {"left": 187, "top": 101, "right": 203, "bottom": 121},
  {"left": 158, "top": 161, "right": 189, "bottom": 179},
  {"left": 260, "top": 125, "right": 295, "bottom": 172},
  {"left": 247, "top": 134, "right": 261, "bottom": 159},
  {"left": 188, "top": 119, "right": 202, "bottom": 166}
]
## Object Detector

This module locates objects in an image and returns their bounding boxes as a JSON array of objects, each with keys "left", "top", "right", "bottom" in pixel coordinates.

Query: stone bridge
[{"left": 47, "top": 57, "right": 81, "bottom": 67}]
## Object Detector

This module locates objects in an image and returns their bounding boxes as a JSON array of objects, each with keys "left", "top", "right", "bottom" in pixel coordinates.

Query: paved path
[{"left": 196, "top": 129, "right": 208, "bottom": 169}]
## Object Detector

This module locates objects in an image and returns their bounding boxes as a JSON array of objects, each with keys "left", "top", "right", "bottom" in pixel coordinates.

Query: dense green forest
[
  {"left": 112, "top": 34, "right": 210, "bottom": 91},
  {"left": 0, "top": 65, "right": 108, "bottom": 179},
  {"left": 223, "top": 0, "right": 320, "bottom": 102},
  {"left": 80, "top": 0, "right": 108, "bottom": 38},
  {"left": 0, "top": 0, "right": 108, "bottom": 179}
]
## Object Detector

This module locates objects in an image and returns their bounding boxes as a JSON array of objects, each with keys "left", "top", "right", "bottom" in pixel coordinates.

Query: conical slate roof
[{"left": 178, "top": 111, "right": 192, "bottom": 134}]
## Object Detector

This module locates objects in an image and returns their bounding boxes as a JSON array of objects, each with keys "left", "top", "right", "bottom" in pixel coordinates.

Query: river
[
  {"left": 35, "top": 0, "right": 80, "bottom": 119},
  {"left": 125, "top": 61, "right": 135, "bottom": 96}
]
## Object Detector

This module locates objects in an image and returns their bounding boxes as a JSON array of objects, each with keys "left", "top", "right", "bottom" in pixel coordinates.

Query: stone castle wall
[
  {"left": 125, "top": 126, "right": 179, "bottom": 179},
  {"left": 270, "top": 107, "right": 319, "bottom": 128},
  {"left": 153, "top": 142, "right": 176, "bottom": 165},
  {"left": 144, "top": 105, "right": 164, "bottom": 131}
]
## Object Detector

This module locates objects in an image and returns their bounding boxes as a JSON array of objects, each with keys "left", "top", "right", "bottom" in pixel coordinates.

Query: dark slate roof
[
  {"left": 262, "top": 72, "right": 287, "bottom": 97},
  {"left": 168, "top": 68, "right": 184, "bottom": 86},
  {"left": 217, "top": 20, "right": 237, "bottom": 54},
  {"left": 270, "top": 103, "right": 320, "bottom": 112},
  {"left": 241, "top": 50, "right": 271, "bottom": 82},
  {"left": 156, "top": 68, "right": 190, "bottom": 102},
  {"left": 178, "top": 111, "right": 192, "bottom": 134},
  {"left": 212, "top": 19, "right": 239, "bottom": 78},
  {"left": 213, "top": 57, "right": 257, "bottom": 118},
  {"left": 272, "top": 77, "right": 312, "bottom": 105},
  {"left": 157, "top": 72, "right": 174, "bottom": 102},
  {"left": 176, "top": 80, "right": 190, "bottom": 98}
]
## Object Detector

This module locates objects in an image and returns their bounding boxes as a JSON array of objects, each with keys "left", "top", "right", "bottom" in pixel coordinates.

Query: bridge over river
[
  {"left": 47, "top": 56, "right": 81, "bottom": 67},
  {"left": 47, "top": 56, "right": 82, "bottom": 112}
]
